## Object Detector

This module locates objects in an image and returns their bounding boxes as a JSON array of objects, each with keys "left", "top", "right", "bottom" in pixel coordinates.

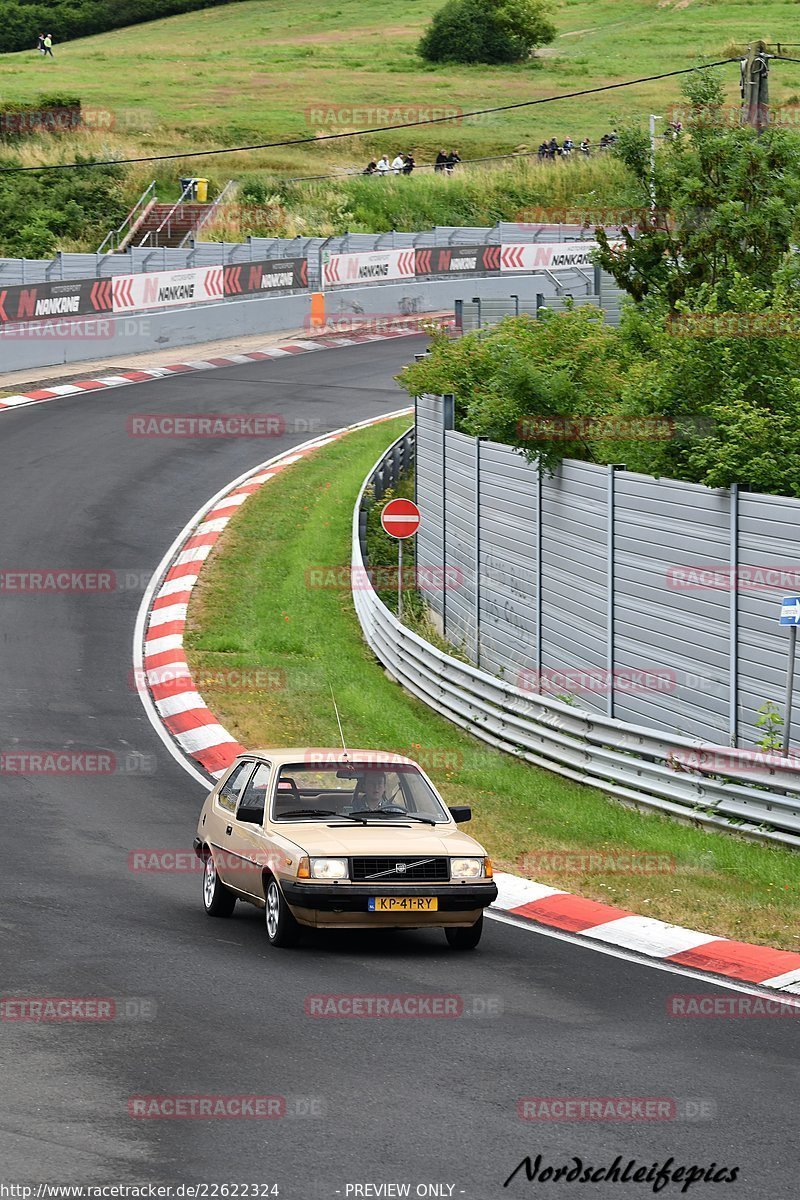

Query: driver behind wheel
[{"left": 360, "top": 771, "right": 389, "bottom": 810}]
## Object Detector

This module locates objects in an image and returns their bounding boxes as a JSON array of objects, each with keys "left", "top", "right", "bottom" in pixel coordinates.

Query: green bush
[
  {"left": 418, "top": 0, "right": 555, "bottom": 65},
  {"left": 0, "top": 0, "right": 240, "bottom": 54},
  {"left": 0, "top": 156, "right": 128, "bottom": 256}
]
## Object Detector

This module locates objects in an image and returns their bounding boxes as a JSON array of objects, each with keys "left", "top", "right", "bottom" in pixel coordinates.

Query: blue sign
[{"left": 779, "top": 596, "right": 800, "bottom": 625}]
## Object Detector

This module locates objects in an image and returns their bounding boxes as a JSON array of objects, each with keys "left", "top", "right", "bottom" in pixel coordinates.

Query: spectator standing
[
  {"left": 548, "top": 137, "right": 559, "bottom": 158},
  {"left": 537, "top": 141, "right": 549, "bottom": 161},
  {"left": 402, "top": 153, "right": 415, "bottom": 175},
  {"left": 579, "top": 138, "right": 590, "bottom": 156},
  {"left": 562, "top": 137, "right": 574, "bottom": 156},
  {"left": 435, "top": 149, "right": 448, "bottom": 173},
  {"left": 376, "top": 155, "right": 390, "bottom": 176},
  {"left": 43, "top": 33, "right": 54, "bottom": 56},
  {"left": 391, "top": 153, "right": 405, "bottom": 175},
  {"left": 363, "top": 159, "right": 378, "bottom": 175},
  {"left": 445, "top": 149, "right": 461, "bottom": 173}
]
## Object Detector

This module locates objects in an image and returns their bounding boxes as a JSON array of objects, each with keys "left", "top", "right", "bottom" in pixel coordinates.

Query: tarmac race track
[{"left": 0, "top": 336, "right": 797, "bottom": 1199}]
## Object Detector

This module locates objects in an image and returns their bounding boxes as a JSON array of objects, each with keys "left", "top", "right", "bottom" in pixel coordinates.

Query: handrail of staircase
[
  {"left": 138, "top": 178, "right": 197, "bottom": 248},
  {"left": 98, "top": 181, "right": 156, "bottom": 254},
  {"left": 179, "top": 180, "right": 236, "bottom": 249}
]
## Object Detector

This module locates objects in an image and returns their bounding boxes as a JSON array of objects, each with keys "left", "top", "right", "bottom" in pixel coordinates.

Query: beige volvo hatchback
[{"left": 193, "top": 749, "right": 497, "bottom": 949}]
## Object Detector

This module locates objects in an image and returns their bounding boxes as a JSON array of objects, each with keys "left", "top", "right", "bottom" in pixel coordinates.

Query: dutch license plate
[{"left": 368, "top": 897, "right": 438, "bottom": 912}]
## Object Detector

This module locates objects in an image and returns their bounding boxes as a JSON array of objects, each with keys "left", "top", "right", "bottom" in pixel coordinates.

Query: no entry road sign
[{"left": 380, "top": 498, "right": 421, "bottom": 540}]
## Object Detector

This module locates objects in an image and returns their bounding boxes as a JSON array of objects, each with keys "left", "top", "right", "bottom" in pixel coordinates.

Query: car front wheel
[
  {"left": 264, "top": 878, "right": 301, "bottom": 947},
  {"left": 202, "top": 852, "right": 236, "bottom": 917},
  {"left": 445, "top": 915, "right": 483, "bottom": 950}
]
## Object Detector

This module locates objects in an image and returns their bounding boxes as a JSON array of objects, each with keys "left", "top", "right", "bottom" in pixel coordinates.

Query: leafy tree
[
  {"left": 418, "top": 0, "right": 555, "bottom": 66},
  {"left": 399, "top": 307, "right": 626, "bottom": 472},
  {"left": 595, "top": 70, "right": 800, "bottom": 309}
]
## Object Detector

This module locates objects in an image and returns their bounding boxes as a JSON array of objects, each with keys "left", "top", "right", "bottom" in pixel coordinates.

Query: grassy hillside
[{"left": 2, "top": 0, "right": 800, "bottom": 181}]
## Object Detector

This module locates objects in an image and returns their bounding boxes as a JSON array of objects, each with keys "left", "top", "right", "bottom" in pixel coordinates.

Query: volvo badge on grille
[{"left": 395, "top": 862, "right": 407, "bottom": 874}]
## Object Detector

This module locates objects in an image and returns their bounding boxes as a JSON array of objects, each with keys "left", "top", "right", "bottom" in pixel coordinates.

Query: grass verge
[{"left": 186, "top": 416, "right": 800, "bottom": 950}]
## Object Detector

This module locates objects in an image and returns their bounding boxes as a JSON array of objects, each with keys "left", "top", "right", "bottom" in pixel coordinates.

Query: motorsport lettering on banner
[
  {"left": 323, "top": 249, "right": 416, "bottom": 287},
  {"left": 500, "top": 241, "right": 624, "bottom": 272},
  {"left": 224, "top": 258, "right": 308, "bottom": 295},
  {"left": 112, "top": 266, "right": 225, "bottom": 313}
]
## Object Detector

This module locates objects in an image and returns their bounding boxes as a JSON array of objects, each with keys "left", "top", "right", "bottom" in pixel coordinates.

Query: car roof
[{"left": 240, "top": 748, "right": 418, "bottom": 767}]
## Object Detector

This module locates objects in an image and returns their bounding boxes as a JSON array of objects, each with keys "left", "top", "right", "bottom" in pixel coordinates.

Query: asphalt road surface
[{"left": 0, "top": 338, "right": 797, "bottom": 1199}]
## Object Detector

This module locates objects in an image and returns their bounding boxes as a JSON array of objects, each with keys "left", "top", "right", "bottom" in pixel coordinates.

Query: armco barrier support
[
  {"left": 0, "top": 274, "right": 546, "bottom": 374},
  {"left": 353, "top": 433, "right": 800, "bottom": 850}
]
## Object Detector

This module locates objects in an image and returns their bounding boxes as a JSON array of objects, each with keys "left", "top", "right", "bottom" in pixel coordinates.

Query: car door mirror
[
  {"left": 237, "top": 805, "right": 264, "bottom": 825},
  {"left": 448, "top": 805, "right": 472, "bottom": 823}
]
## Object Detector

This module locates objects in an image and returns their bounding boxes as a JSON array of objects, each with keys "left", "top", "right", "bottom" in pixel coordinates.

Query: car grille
[{"left": 351, "top": 856, "right": 450, "bottom": 883}]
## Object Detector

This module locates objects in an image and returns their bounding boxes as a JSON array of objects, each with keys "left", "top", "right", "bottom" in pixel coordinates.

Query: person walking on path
[
  {"left": 36, "top": 34, "right": 45, "bottom": 54},
  {"left": 435, "top": 149, "right": 448, "bottom": 173},
  {"left": 43, "top": 33, "right": 54, "bottom": 57}
]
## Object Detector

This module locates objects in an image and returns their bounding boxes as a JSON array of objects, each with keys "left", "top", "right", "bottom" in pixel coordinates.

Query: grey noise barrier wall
[
  {"left": 355, "top": 429, "right": 800, "bottom": 849},
  {"left": 1, "top": 275, "right": 548, "bottom": 374}
]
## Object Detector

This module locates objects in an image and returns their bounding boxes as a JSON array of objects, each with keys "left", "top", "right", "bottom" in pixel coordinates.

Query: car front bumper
[{"left": 281, "top": 881, "right": 498, "bottom": 913}]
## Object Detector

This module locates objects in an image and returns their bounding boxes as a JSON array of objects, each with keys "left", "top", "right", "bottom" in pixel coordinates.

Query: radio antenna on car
[{"left": 330, "top": 683, "right": 350, "bottom": 766}]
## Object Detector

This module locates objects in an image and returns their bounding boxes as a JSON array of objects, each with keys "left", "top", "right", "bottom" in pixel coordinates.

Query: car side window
[
  {"left": 217, "top": 761, "right": 255, "bottom": 814},
  {"left": 236, "top": 762, "right": 272, "bottom": 820}
]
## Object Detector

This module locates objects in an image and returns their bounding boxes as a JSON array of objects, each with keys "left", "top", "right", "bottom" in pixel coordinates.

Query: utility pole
[{"left": 740, "top": 40, "right": 770, "bottom": 132}]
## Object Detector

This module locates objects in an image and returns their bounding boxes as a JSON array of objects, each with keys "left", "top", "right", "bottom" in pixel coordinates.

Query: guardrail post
[
  {"left": 607, "top": 464, "right": 624, "bottom": 718},
  {"left": 473, "top": 297, "right": 481, "bottom": 328},
  {"left": 729, "top": 483, "right": 740, "bottom": 745},
  {"left": 442, "top": 394, "right": 455, "bottom": 640}
]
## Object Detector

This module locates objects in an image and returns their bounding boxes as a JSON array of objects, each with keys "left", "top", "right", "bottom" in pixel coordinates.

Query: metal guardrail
[
  {"left": 98, "top": 180, "right": 156, "bottom": 254},
  {"left": 353, "top": 431, "right": 800, "bottom": 850},
  {"left": 179, "top": 180, "right": 236, "bottom": 249}
]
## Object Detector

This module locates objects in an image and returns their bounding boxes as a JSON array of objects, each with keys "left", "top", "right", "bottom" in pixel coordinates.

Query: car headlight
[
  {"left": 310, "top": 857, "right": 349, "bottom": 880},
  {"left": 450, "top": 857, "right": 484, "bottom": 880}
]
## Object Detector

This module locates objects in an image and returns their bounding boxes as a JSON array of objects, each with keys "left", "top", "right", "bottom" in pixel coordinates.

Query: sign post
[
  {"left": 778, "top": 596, "right": 800, "bottom": 753},
  {"left": 380, "top": 498, "right": 421, "bottom": 623}
]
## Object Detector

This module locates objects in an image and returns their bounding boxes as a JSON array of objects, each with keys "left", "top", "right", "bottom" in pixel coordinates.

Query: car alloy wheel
[
  {"left": 264, "top": 878, "right": 300, "bottom": 947},
  {"left": 202, "top": 851, "right": 236, "bottom": 917}
]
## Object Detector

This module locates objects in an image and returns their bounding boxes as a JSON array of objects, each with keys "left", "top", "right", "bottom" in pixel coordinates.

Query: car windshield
[{"left": 271, "top": 761, "right": 450, "bottom": 822}]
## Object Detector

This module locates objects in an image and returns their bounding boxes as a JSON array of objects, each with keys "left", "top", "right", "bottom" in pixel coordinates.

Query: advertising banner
[
  {"left": 500, "top": 241, "right": 622, "bottom": 272},
  {"left": 224, "top": 258, "right": 307, "bottom": 295},
  {"left": 415, "top": 245, "right": 501, "bottom": 275},
  {"left": 323, "top": 249, "right": 416, "bottom": 287},
  {"left": 112, "top": 266, "right": 224, "bottom": 313},
  {"left": 0, "top": 278, "right": 112, "bottom": 325}
]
